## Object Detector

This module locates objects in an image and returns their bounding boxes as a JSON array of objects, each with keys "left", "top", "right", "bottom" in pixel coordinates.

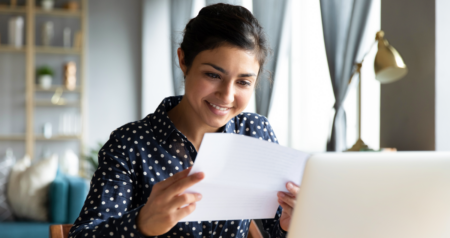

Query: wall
[
  {"left": 380, "top": 0, "right": 435, "bottom": 150},
  {"left": 141, "top": 0, "right": 173, "bottom": 117},
  {"left": 86, "top": 0, "right": 142, "bottom": 148},
  {"left": 436, "top": 0, "right": 450, "bottom": 151}
]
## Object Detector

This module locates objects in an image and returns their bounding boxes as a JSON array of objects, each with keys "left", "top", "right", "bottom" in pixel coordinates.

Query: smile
[{"left": 208, "top": 101, "right": 230, "bottom": 111}]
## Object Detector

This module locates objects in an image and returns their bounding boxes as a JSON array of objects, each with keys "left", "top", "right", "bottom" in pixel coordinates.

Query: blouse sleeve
[
  {"left": 260, "top": 118, "right": 287, "bottom": 238},
  {"left": 68, "top": 130, "right": 148, "bottom": 238}
]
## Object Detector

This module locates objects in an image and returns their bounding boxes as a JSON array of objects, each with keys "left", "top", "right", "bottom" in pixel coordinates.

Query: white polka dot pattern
[{"left": 69, "top": 96, "right": 286, "bottom": 238}]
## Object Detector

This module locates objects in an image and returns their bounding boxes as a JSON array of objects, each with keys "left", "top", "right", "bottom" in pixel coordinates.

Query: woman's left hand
[{"left": 277, "top": 182, "right": 300, "bottom": 232}]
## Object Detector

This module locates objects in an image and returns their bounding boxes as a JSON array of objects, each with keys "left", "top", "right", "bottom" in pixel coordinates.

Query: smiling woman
[{"left": 69, "top": 3, "right": 298, "bottom": 238}]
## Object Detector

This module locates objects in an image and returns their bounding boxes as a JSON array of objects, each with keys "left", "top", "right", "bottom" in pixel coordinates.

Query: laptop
[{"left": 288, "top": 152, "right": 450, "bottom": 238}]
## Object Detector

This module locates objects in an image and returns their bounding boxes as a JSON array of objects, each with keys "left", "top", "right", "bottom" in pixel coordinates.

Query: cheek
[{"left": 235, "top": 89, "right": 253, "bottom": 109}]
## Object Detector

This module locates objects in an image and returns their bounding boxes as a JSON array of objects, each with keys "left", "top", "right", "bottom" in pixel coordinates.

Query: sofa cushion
[
  {"left": 0, "top": 151, "right": 15, "bottom": 221},
  {"left": 66, "top": 175, "right": 89, "bottom": 224},
  {"left": 7, "top": 155, "right": 58, "bottom": 221},
  {"left": 49, "top": 171, "right": 69, "bottom": 223},
  {"left": 0, "top": 222, "right": 51, "bottom": 238}
]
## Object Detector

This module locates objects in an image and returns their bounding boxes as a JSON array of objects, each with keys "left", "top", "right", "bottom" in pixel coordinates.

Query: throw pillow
[
  {"left": 7, "top": 154, "right": 58, "bottom": 221},
  {"left": 0, "top": 153, "right": 15, "bottom": 221}
]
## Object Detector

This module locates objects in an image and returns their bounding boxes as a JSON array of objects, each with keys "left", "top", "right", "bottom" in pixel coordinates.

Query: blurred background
[{"left": 0, "top": 0, "right": 447, "bottom": 236}]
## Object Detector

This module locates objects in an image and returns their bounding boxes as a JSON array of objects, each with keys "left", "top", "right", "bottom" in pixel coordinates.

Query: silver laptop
[{"left": 288, "top": 152, "right": 450, "bottom": 238}]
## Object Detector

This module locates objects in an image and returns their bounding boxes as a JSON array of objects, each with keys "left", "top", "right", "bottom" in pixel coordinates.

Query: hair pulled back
[{"left": 180, "top": 3, "right": 269, "bottom": 79}]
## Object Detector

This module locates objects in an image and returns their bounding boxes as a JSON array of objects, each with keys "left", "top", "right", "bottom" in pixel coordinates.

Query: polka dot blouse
[{"left": 69, "top": 96, "right": 287, "bottom": 238}]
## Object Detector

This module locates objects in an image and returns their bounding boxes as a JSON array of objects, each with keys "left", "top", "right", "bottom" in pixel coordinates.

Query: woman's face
[{"left": 178, "top": 45, "right": 259, "bottom": 129}]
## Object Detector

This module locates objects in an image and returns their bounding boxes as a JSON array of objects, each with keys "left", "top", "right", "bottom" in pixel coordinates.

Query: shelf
[
  {"left": 34, "top": 101, "right": 80, "bottom": 107},
  {"left": 35, "top": 46, "right": 81, "bottom": 55},
  {"left": 0, "top": 6, "right": 26, "bottom": 14},
  {"left": 0, "top": 46, "right": 26, "bottom": 53},
  {"left": 35, "top": 134, "right": 81, "bottom": 141},
  {"left": 0, "top": 134, "right": 26, "bottom": 141},
  {"left": 35, "top": 85, "right": 82, "bottom": 93},
  {"left": 34, "top": 8, "right": 81, "bottom": 17}
]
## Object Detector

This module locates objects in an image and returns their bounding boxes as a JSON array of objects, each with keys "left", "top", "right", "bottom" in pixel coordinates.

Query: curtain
[
  {"left": 320, "top": 0, "right": 373, "bottom": 151},
  {"left": 253, "top": 0, "right": 288, "bottom": 117},
  {"left": 170, "top": 0, "right": 194, "bottom": 96},
  {"left": 206, "top": 0, "right": 243, "bottom": 5}
]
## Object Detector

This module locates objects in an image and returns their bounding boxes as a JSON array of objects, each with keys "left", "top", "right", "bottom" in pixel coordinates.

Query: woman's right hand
[{"left": 136, "top": 167, "right": 204, "bottom": 236}]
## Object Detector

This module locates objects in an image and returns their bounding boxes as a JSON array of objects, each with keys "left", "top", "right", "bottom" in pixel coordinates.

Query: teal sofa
[{"left": 0, "top": 172, "right": 89, "bottom": 238}]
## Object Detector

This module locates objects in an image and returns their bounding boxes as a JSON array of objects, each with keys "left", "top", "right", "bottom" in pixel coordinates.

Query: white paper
[{"left": 181, "top": 133, "right": 309, "bottom": 222}]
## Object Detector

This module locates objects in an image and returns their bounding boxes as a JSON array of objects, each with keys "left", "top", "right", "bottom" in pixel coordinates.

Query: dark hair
[{"left": 180, "top": 3, "right": 270, "bottom": 80}]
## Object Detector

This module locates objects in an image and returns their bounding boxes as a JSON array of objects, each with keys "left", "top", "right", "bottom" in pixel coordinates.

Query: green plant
[
  {"left": 36, "top": 66, "right": 54, "bottom": 77},
  {"left": 81, "top": 142, "right": 104, "bottom": 178}
]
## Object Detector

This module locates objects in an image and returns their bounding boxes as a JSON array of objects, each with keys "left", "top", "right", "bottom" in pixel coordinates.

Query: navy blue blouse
[{"left": 69, "top": 96, "right": 287, "bottom": 238}]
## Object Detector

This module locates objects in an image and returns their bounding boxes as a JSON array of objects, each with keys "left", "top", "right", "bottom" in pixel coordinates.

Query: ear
[{"left": 177, "top": 48, "right": 187, "bottom": 76}]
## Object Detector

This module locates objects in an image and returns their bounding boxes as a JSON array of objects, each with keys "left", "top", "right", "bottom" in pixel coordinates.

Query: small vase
[
  {"left": 41, "top": 0, "right": 54, "bottom": 10},
  {"left": 42, "top": 21, "right": 54, "bottom": 46},
  {"left": 38, "top": 75, "right": 52, "bottom": 89}
]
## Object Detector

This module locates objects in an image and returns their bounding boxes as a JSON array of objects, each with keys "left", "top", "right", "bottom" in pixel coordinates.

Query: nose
[{"left": 215, "top": 80, "right": 234, "bottom": 104}]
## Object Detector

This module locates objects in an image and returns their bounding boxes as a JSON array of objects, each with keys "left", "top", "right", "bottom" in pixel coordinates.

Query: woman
[{"left": 70, "top": 3, "right": 299, "bottom": 238}]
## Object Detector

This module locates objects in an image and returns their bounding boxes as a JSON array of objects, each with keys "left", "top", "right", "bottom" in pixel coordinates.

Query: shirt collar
[
  {"left": 148, "top": 96, "right": 182, "bottom": 144},
  {"left": 148, "top": 96, "right": 235, "bottom": 144}
]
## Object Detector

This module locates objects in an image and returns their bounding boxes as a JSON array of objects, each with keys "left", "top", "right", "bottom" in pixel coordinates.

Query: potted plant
[
  {"left": 81, "top": 142, "right": 103, "bottom": 179},
  {"left": 36, "top": 66, "right": 54, "bottom": 89}
]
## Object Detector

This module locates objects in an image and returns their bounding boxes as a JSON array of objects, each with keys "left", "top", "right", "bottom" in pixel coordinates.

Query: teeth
[{"left": 209, "top": 102, "right": 228, "bottom": 111}]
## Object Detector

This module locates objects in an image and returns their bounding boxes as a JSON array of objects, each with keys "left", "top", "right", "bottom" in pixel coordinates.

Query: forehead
[{"left": 193, "top": 46, "right": 260, "bottom": 73}]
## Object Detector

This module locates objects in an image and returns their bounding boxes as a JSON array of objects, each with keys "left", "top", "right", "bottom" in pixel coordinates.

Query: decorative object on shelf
[
  {"left": 60, "top": 149, "right": 79, "bottom": 176},
  {"left": 41, "top": 0, "right": 54, "bottom": 11},
  {"left": 59, "top": 113, "right": 81, "bottom": 135},
  {"left": 8, "top": 16, "right": 23, "bottom": 48},
  {"left": 64, "top": 61, "right": 77, "bottom": 90},
  {"left": 347, "top": 31, "right": 408, "bottom": 151},
  {"left": 7, "top": 154, "right": 58, "bottom": 222},
  {"left": 43, "top": 122, "right": 52, "bottom": 138},
  {"left": 51, "top": 87, "right": 66, "bottom": 105},
  {"left": 10, "top": 0, "right": 17, "bottom": 7},
  {"left": 63, "top": 27, "right": 71, "bottom": 48},
  {"left": 64, "top": 1, "right": 79, "bottom": 11},
  {"left": 42, "top": 21, "right": 54, "bottom": 46},
  {"left": 36, "top": 66, "right": 53, "bottom": 89},
  {"left": 0, "top": 148, "right": 16, "bottom": 221},
  {"left": 74, "top": 31, "right": 82, "bottom": 49}
]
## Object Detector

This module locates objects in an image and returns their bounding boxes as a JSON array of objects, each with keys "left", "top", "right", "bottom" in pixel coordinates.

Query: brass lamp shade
[{"left": 374, "top": 31, "right": 408, "bottom": 84}]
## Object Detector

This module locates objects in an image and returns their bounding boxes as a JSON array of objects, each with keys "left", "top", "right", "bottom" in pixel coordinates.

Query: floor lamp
[{"left": 347, "top": 31, "right": 408, "bottom": 151}]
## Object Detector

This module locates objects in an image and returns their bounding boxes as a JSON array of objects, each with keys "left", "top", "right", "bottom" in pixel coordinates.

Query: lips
[
  {"left": 206, "top": 100, "right": 231, "bottom": 116},
  {"left": 208, "top": 101, "right": 229, "bottom": 111}
]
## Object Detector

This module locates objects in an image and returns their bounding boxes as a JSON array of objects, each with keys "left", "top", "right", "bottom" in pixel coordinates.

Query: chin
[{"left": 205, "top": 117, "right": 231, "bottom": 129}]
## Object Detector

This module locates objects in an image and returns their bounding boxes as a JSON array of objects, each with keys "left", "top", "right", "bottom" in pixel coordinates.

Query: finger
[
  {"left": 278, "top": 199, "right": 293, "bottom": 217},
  {"left": 165, "top": 172, "right": 205, "bottom": 196},
  {"left": 157, "top": 167, "right": 192, "bottom": 190},
  {"left": 286, "top": 182, "right": 300, "bottom": 196},
  {"left": 278, "top": 192, "right": 296, "bottom": 208},
  {"left": 175, "top": 202, "right": 197, "bottom": 220},
  {"left": 171, "top": 193, "right": 202, "bottom": 209}
]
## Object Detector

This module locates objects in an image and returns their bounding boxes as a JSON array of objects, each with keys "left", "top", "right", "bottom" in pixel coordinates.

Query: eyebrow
[{"left": 202, "top": 63, "right": 257, "bottom": 77}]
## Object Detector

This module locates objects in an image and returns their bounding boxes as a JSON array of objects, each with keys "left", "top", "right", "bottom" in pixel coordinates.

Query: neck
[{"left": 167, "top": 97, "right": 219, "bottom": 151}]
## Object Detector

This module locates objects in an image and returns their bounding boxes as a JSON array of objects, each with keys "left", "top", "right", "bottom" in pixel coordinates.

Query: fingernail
[
  {"left": 279, "top": 192, "right": 285, "bottom": 198},
  {"left": 195, "top": 172, "right": 204, "bottom": 179},
  {"left": 287, "top": 182, "right": 293, "bottom": 188},
  {"left": 196, "top": 194, "right": 202, "bottom": 200}
]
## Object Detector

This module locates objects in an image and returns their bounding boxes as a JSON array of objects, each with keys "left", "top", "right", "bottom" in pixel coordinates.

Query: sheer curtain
[
  {"left": 320, "top": 0, "right": 373, "bottom": 151},
  {"left": 252, "top": 0, "right": 289, "bottom": 118}
]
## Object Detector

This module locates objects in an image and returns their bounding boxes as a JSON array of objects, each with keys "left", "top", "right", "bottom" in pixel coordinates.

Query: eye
[
  {"left": 206, "top": 73, "right": 220, "bottom": 79},
  {"left": 237, "top": 80, "right": 251, "bottom": 87}
]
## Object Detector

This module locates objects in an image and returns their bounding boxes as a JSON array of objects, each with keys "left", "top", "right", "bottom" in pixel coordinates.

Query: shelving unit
[
  {"left": 0, "top": 0, "right": 87, "bottom": 160},
  {"left": 34, "top": 85, "right": 82, "bottom": 92},
  {"left": 0, "top": 6, "right": 26, "bottom": 13},
  {"left": 0, "top": 46, "right": 26, "bottom": 52}
]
